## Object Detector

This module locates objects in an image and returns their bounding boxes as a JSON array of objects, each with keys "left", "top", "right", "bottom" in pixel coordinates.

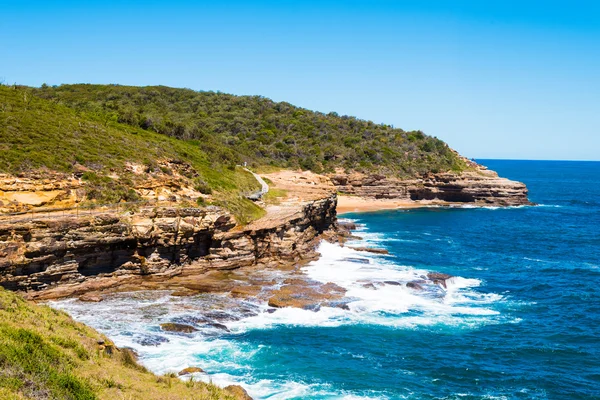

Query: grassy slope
[
  {"left": 0, "top": 85, "right": 264, "bottom": 223},
  {"left": 34, "top": 84, "right": 468, "bottom": 177},
  {"left": 0, "top": 288, "right": 237, "bottom": 400}
]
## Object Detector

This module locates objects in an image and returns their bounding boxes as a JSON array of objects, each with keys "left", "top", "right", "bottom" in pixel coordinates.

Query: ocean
[{"left": 52, "top": 160, "right": 600, "bottom": 399}]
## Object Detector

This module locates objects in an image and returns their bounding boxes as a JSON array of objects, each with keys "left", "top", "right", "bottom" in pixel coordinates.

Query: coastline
[{"left": 336, "top": 195, "right": 450, "bottom": 214}]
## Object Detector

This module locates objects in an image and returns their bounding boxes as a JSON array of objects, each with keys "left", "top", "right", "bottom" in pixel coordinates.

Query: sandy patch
[{"left": 337, "top": 195, "right": 449, "bottom": 214}]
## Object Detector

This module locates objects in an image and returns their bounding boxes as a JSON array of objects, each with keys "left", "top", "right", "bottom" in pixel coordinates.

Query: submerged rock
[
  {"left": 159, "top": 323, "right": 198, "bottom": 333},
  {"left": 206, "top": 322, "right": 230, "bottom": 332},
  {"left": 406, "top": 281, "right": 424, "bottom": 290},
  {"left": 342, "top": 257, "right": 370, "bottom": 264},
  {"left": 384, "top": 281, "right": 402, "bottom": 286},
  {"left": 349, "top": 246, "right": 389, "bottom": 254},
  {"left": 137, "top": 334, "right": 169, "bottom": 346},
  {"left": 362, "top": 283, "right": 377, "bottom": 290}
]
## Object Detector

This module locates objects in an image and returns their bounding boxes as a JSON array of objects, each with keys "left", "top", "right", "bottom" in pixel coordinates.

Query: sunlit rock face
[
  {"left": 330, "top": 169, "right": 531, "bottom": 206},
  {"left": 0, "top": 196, "right": 337, "bottom": 299}
]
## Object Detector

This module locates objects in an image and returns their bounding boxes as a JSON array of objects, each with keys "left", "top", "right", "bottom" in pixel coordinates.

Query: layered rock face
[
  {"left": 330, "top": 169, "right": 531, "bottom": 206},
  {"left": 0, "top": 172, "right": 82, "bottom": 213},
  {"left": 0, "top": 160, "right": 218, "bottom": 213},
  {"left": 0, "top": 196, "right": 337, "bottom": 299}
]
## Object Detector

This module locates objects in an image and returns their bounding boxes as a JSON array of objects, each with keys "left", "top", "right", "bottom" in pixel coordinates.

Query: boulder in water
[
  {"left": 384, "top": 281, "right": 402, "bottom": 286},
  {"left": 427, "top": 272, "right": 453, "bottom": 289},
  {"left": 267, "top": 280, "right": 346, "bottom": 309},
  {"left": 342, "top": 257, "right": 370, "bottom": 264},
  {"left": 338, "top": 221, "right": 357, "bottom": 231},
  {"left": 137, "top": 334, "right": 169, "bottom": 346},
  {"left": 349, "top": 246, "right": 389, "bottom": 254},
  {"left": 406, "top": 281, "right": 424, "bottom": 290},
  {"left": 178, "top": 366, "right": 204, "bottom": 376},
  {"left": 159, "top": 323, "right": 198, "bottom": 333},
  {"left": 362, "top": 283, "right": 377, "bottom": 289},
  {"left": 206, "top": 322, "right": 230, "bottom": 332}
]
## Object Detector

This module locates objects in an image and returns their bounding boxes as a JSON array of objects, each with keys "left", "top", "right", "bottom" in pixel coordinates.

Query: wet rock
[
  {"left": 78, "top": 293, "right": 103, "bottom": 302},
  {"left": 159, "top": 323, "right": 198, "bottom": 333},
  {"left": 178, "top": 366, "right": 204, "bottom": 376},
  {"left": 171, "top": 290, "right": 198, "bottom": 297},
  {"left": 206, "top": 322, "right": 230, "bottom": 332},
  {"left": 338, "top": 221, "right": 357, "bottom": 231},
  {"left": 427, "top": 272, "right": 453, "bottom": 280},
  {"left": 349, "top": 247, "right": 389, "bottom": 254},
  {"left": 406, "top": 282, "right": 424, "bottom": 290},
  {"left": 230, "top": 284, "right": 263, "bottom": 298},
  {"left": 268, "top": 280, "right": 346, "bottom": 309},
  {"left": 384, "top": 281, "right": 402, "bottom": 286},
  {"left": 342, "top": 257, "right": 370, "bottom": 264},
  {"left": 204, "top": 311, "right": 237, "bottom": 321},
  {"left": 2, "top": 191, "right": 338, "bottom": 301},
  {"left": 362, "top": 283, "right": 377, "bottom": 289},
  {"left": 224, "top": 384, "right": 253, "bottom": 400},
  {"left": 171, "top": 315, "right": 209, "bottom": 326},
  {"left": 334, "top": 302, "right": 350, "bottom": 310},
  {"left": 137, "top": 334, "right": 170, "bottom": 346},
  {"left": 427, "top": 272, "right": 453, "bottom": 289}
]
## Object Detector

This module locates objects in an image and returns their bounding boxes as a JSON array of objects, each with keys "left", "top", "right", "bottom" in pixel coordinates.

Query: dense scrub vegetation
[
  {"left": 0, "top": 85, "right": 262, "bottom": 222},
  {"left": 0, "top": 288, "right": 237, "bottom": 399},
  {"left": 34, "top": 84, "right": 467, "bottom": 176}
]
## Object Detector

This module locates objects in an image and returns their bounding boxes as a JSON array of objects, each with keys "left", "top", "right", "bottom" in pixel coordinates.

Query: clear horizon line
[{"left": 475, "top": 157, "right": 600, "bottom": 162}]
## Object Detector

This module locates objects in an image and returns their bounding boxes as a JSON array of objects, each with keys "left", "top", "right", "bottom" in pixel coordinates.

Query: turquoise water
[{"left": 54, "top": 160, "right": 600, "bottom": 399}]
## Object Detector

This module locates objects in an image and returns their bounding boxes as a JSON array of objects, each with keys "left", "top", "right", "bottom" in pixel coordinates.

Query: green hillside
[
  {"left": 34, "top": 84, "right": 467, "bottom": 176},
  {"left": 0, "top": 85, "right": 263, "bottom": 222}
]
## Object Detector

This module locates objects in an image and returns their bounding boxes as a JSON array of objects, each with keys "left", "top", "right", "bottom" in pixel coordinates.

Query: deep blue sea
[{"left": 54, "top": 160, "right": 600, "bottom": 399}]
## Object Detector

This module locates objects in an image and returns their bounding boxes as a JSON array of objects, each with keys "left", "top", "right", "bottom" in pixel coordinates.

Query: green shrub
[{"left": 32, "top": 84, "right": 469, "bottom": 178}]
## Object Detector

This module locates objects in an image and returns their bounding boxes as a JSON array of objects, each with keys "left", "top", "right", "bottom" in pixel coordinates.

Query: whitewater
[{"left": 52, "top": 160, "right": 600, "bottom": 399}]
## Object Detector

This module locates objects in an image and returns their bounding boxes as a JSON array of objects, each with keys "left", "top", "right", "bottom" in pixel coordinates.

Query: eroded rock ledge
[
  {"left": 330, "top": 169, "right": 531, "bottom": 206},
  {"left": 0, "top": 196, "right": 337, "bottom": 299}
]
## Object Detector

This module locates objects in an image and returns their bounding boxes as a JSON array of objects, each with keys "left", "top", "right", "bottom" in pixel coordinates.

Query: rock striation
[
  {"left": 330, "top": 168, "right": 531, "bottom": 206},
  {"left": 0, "top": 196, "right": 337, "bottom": 299}
]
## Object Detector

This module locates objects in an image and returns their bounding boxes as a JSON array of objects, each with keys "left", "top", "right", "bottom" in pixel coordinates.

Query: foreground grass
[{"left": 0, "top": 288, "right": 239, "bottom": 400}]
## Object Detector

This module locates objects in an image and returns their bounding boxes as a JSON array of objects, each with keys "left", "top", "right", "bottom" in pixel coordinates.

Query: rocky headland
[
  {"left": 331, "top": 167, "right": 531, "bottom": 208},
  {"left": 0, "top": 191, "right": 337, "bottom": 300},
  {"left": 0, "top": 163, "right": 531, "bottom": 301},
  {"left": 0, "top": 83, "right": 535, "bottom": 400}
]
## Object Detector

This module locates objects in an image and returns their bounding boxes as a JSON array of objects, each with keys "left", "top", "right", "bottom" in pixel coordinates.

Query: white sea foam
[{"left": 51, "top": 226, "right": 510, "bottom": 399}]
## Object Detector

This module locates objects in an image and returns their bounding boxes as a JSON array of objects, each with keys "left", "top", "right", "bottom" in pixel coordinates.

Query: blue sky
[{"left": 1, "top": 0, "right": 598, "bottom": 160}]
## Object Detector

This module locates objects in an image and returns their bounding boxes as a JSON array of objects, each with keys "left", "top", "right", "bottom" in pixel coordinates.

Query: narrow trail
[{"left": 243, "top": 167, "right": 269, "bottom": 200}]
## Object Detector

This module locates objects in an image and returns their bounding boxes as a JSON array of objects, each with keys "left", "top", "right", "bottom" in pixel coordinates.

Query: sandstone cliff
[
  {"left": 330, "top": 168, "right": 531, "bottom": 206},
  {"left": 0, "top": 196, "right": 337, "bottom": 299}
]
